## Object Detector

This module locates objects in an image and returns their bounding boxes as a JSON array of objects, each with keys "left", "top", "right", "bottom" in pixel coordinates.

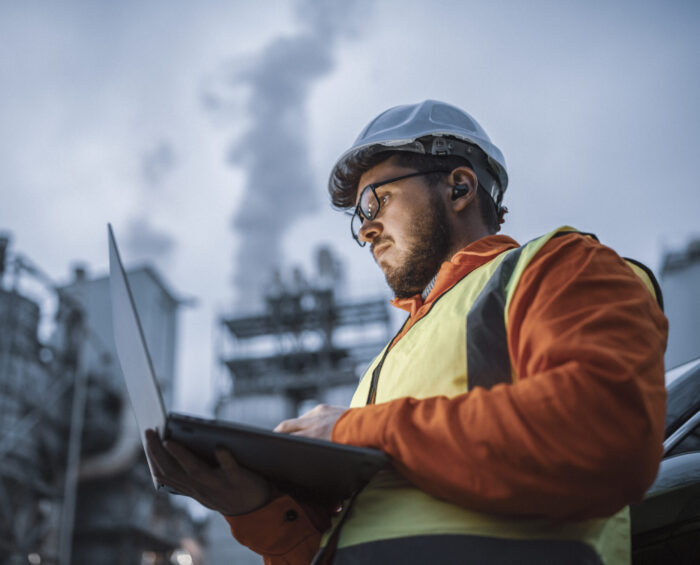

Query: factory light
[{"left": 171, "top": 549, "right": 193, "bottom": 565}]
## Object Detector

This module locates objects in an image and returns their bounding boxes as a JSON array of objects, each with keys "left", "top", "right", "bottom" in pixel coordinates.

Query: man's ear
[{"left": 447, "top": 167, "right": 478, "bottom": 212}]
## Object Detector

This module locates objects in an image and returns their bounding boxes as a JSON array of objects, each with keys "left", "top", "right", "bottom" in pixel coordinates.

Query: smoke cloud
[
  {"left": 214, "top": 0, "right": 366, "bottom": 306},
  {"left": 123, "top": 216, "right": 176, "bottom": 268},
  {"left": 124, "top": 140, "right": 178, "bottom": 270}
]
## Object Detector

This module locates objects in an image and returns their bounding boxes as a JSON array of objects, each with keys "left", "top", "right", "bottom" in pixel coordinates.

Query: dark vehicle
[{"left": 632, "top": 358, "right": 700, "bottom": 564}]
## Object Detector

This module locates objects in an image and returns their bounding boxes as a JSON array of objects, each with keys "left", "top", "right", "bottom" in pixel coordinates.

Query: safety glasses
[{"left": 350, "top": 170, "right": 449, "bottom": 246}]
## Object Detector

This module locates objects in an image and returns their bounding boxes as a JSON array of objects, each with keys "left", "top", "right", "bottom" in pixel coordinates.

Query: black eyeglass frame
[{"left": 350, "top": 169, "right": 451, "bottom": 246}]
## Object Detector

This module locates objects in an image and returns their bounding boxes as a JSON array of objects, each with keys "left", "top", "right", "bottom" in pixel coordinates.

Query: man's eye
[{"left": 380, "top": 194, "right": 390, "bottom": 205}]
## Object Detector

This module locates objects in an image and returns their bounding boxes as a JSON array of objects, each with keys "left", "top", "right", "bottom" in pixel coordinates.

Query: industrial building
[{"left": 0, "top": 234, "right": 202, "bottom": 565}]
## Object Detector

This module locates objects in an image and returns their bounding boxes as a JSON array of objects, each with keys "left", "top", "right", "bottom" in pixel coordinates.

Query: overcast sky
[{"left": 2, "top": 0, "right": 699, "bottom": 415}]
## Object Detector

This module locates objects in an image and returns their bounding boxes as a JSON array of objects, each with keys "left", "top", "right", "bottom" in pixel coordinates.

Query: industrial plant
[
  {"left": 0, "top": 234, "right": 202, "bottom": 565},
  {"left": 0, "top": 234, "right": 392, "bottom": 564}
]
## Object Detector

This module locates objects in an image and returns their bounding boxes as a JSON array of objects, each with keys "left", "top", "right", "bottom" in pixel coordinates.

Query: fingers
[
  {"left": 145, "top": 429, "right": 212, "bottom": 485},
  {"left": 144, "top": 430, "right": 269, "bottom": 515},
  {"left": 147, "top": 430, "right": 237, "bottom": 482},
  {"left": 163, "top": 440, "right": 211, "bottom": 480},
  {"left": 145, "top": 429, "right": 192, "bottom": 493},
  {"left": 274, "top": 404, "right": 326, "bottom": 433},
  {"left": 274, "top": 417, "right": 303, "bottom": 433},
  {"left": 145, "top": 428, "right": 179, "bottom": 476},
  {"left": 274, "top": 404, "right": 345, "bottom": 441}
]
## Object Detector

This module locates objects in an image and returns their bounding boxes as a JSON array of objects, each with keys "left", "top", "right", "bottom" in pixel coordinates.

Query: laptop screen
[{"left": 108, "top": 224, "right": 167, "bottom": 484}]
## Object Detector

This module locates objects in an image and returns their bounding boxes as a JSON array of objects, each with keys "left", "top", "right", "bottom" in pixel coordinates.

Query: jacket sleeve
[
  {"left": 225, "top": 494, "right": 331, "bottom": 564},
  {"left": 331, "top": 233, "right": 668, "bottom": 520}
]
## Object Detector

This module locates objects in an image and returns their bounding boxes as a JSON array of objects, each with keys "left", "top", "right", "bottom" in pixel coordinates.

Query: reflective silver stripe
[{"left": 466, "top": 245, "right": 526, "bottom": 391}]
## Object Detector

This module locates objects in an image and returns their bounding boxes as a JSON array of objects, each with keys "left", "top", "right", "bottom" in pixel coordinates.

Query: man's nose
[{"left": 359, "top": 217, "right": 382, "bottom": 244}]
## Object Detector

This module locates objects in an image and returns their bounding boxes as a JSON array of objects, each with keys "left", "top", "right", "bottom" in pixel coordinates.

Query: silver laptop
[{"left": 108, "top": 224, "right": 388, "bottom": 502}]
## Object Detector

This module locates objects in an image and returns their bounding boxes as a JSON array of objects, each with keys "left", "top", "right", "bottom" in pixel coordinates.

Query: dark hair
[{"left": 330, "top": 149, "right": 502, "bottom": 233}]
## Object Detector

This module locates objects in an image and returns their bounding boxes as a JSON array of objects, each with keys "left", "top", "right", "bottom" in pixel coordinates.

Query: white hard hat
[{"left": 329, "top": 100, "right": 508, "bottom": 207}]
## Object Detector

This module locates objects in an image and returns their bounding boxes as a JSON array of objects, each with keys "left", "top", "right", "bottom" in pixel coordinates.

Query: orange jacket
[{"left": 226, "top": 232, "right": 668, "bottom": 564}]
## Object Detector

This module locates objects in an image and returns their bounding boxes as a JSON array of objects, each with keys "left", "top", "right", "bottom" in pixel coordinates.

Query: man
[{"left": 147, "top": 100, "right": 667, "bottom": 564}]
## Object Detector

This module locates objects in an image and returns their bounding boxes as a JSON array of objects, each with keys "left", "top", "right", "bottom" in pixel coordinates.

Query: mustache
[{"left": 370, "top": 236, "right": 394, "bottom": 256}]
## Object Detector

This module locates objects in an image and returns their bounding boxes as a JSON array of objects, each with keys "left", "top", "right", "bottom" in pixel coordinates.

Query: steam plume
[
  {"left": 124, "top": 140, "right": 178, "bottom": 270},
  {"left": 215, "top": 0, "right": 365, "bottom": 307}
]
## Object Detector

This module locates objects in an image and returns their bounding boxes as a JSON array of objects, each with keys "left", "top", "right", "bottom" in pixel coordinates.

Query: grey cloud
[{"left": 141, "top": 141, "right": 176, "bottom": 188}]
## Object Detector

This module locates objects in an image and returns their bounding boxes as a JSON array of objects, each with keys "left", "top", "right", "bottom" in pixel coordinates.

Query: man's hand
[
  {"left": 145, "top": 428, "right": 271, "bottom": 516},
  {"left": 274, "top": 404, "right": 347, "bottom": 441}
]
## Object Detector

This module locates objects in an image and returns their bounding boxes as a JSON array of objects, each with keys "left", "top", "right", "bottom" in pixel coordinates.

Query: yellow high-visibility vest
[{"left": 330, "top": 227, "right": 661, "bottom": 565}]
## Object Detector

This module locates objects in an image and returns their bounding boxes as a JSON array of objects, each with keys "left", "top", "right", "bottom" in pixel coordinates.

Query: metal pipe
[
  {"left": 78, "top": 390, "right": 142, "bottom": 481},
  {"left": 57, "top": 328, "right": 90, "bottom": 565}
]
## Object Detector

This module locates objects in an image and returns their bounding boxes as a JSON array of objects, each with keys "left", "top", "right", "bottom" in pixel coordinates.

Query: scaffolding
[
  {"left": 0, "top": 286, "right": 70, "bottom": 564},
  {"left": 217, "top": 247, "right": 392, "bottom": 418}
]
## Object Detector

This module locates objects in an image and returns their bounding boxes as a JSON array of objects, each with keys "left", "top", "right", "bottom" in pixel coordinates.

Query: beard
[{"left": 380, "top": 194, "right": 452, "bottom": 299}]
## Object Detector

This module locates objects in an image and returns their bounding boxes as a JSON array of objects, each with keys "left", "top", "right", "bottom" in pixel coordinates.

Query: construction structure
[
  {"left": 662, "top": 238, "right": 700, "bottom": 369},
  {"left": 0, "top": 233, "right": 202, "bottom": 565},
  {"left": 216, "top": 246, "right": 392, "bottom": 425}
]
